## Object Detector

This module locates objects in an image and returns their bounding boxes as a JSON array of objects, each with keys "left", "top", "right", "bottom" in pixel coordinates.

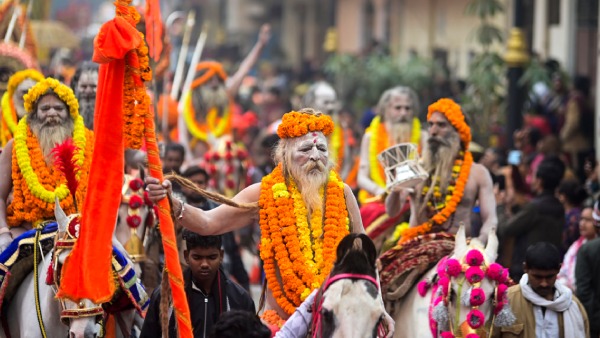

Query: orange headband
[
  {"left": 191, "top": 61, "right": 227, "bottom": 89},
  {"left": 277, "top": 111, "right": 334, "bottom": 139},
  {"left": 427, "top": 98, "right": 471, "bottom": 147}
]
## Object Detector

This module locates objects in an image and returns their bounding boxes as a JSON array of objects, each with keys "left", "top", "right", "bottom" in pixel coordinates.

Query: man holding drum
[{"left": 385, "top": 98, "right": 497, "bottom": 243}]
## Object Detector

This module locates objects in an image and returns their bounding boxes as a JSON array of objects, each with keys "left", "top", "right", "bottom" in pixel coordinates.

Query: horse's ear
[
  {"left": 454, "top": 223, "right": 467, "bottom": 257},
  {"left": 335, "top": 234, "right": 356, "bottom": 263},
  {"left": 54, "top": 197, "right": 68, "bottom": 234},
  {"left": 484, "top": 227, "right": 499, "bottom": 262},
  {"left": 358, "top": 234, "right": 377, "bottom": 267}
]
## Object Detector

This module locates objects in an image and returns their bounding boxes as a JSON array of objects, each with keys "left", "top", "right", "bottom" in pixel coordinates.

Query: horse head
[
  {"left": 315, "top": 233, "right": 387, "bottom": 338},
  {"left": 54, "top": 199, "right": 103, "bottom": 338},
  {"left": 430, "top": 226, "right": 515, "bottom": 337}
]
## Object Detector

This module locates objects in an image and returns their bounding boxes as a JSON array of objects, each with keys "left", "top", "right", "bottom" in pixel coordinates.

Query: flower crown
[
  {"left": 427, "top": 98, "right": 471, "bottom": 148},
  {"left": 24, "top": 77, "right": 79, "bottom": 119},
  {"left": 7, "top": 69, "right": 44, "bottom": 99},
  {"left": 277, "top": 110, "right": 334, "bottom": 139}
]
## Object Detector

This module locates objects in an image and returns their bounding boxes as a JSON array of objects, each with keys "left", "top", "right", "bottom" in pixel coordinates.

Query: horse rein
[{"left": 323, "top": 273, "right": 379, "bottom": 291}]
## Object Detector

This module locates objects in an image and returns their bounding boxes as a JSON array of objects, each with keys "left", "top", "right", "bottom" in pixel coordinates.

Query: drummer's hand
[{"left": 145, "top": 177, "right": 172, "bottom": 203}]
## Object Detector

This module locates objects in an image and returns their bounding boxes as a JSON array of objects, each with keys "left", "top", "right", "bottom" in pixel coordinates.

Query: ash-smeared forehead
[{"left": 290, "top": 131, "right": 328, "bottom": 148}]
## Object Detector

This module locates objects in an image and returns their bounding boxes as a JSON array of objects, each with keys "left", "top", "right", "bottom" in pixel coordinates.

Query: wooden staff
[
  {"left": 18, "top": 0, "right": 32, "bottom": 48},
  {"left": 170, "top": 11, "right": 194, "bottom": 101},
  {"left": 4, "top": 2, "right": 21, "bottom": 43}
]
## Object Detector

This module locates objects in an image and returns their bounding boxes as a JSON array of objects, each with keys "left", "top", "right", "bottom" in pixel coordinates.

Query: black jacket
[
  {"left": 140, "top": 268, "right": 255, "bottom": 338},
  {"left": 576, "top": 237, "right": 600, "bottom": 337}
]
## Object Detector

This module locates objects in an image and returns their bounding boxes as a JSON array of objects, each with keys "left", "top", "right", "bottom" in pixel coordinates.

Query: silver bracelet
[{"left": 176, "top": 199, "right": 185, "bottom": 220}]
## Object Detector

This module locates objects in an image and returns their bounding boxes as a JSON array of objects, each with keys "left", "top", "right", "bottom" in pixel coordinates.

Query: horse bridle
[{"left": 311, "top": 273, "right": 382, "bottom": 338}]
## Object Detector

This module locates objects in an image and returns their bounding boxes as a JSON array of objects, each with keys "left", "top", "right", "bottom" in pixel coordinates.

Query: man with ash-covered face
[
  {"left": 71, "top": 61, "right": 98, "bottom": 130},
  {"left": 386, "top": 98, "right": 497, "bottom": 242}
]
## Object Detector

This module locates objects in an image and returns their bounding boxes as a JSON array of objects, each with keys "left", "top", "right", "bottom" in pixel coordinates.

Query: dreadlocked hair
[
  {"left": 165, "top": 174, "right": 259, "bottom": 210},
  {"left": 160, "top": 269, "right": 172, "bottom": 338}
]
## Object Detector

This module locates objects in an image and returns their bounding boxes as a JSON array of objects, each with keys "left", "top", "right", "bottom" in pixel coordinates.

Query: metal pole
[{"left": 504, "top": 0, "right": 529, "bottom": 150}]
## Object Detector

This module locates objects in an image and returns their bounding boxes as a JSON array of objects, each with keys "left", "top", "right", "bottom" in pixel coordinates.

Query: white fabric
[
  {"left": 275, "top": 290, "right": 317, "bottom": 338},
  {"left": 520, "top": 274, "right": 586, "bottom": 338}
]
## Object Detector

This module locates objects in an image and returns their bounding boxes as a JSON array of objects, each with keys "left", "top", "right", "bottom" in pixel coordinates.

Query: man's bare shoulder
[{"left": 469, "top": 162, "right": 492, "bottom": 181}]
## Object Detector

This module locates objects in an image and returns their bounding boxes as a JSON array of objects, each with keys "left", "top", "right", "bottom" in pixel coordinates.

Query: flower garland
[
  {"left": 2, "top": 69, "right": 45, "bottom": 144},
  {"left": 276, "top": 111, "right": 334, "bottom": 139},
  {"left": 329, "top": 122, "right": 344, "bottom": 170},
  {"left": 427, "top": 98, "right": 471, "bottom": 149},
  {"left": 421, "top": 152, "right": 464, "bottom": 215},
  {"left": 399, "top": 151, "right": 473, "bottom": 244},
  {"left": 259, "top": 164, "right": 349, "bottom": 315},
  {"left": 7, "top": 120, "right": 93, "bottom": 226},
  {"left": 183, "top": 92, "right": 233, "bottom": 142},
  {"left": 23, "top": 78, "right": 79, "bottom": 119},
  {"left": 365, "top": 116, "right": 421, "bottom": 192}
]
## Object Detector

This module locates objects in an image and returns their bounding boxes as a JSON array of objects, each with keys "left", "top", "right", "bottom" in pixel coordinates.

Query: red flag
[{"left": 145, "top": 0, "right": 164, "bottom": 61}]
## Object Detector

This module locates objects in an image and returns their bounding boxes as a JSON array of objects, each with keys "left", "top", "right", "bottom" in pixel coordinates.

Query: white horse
[
  {"left": 3, "top": 202, "right": 145, "bottom": 338},
  {"left": 390, "top": 226, "right": 514, "bottom": 337},
  {"left": 310, "top": 233, "right": 389, "bottom": 338}
]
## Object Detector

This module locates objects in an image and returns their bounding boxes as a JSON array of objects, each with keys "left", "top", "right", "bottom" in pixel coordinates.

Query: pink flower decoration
[
  {"left": 466, "top": 249, "right": 484, "bottom": 266},
  {"left": 417, "top": 281, "right": 430, "bottom": 297},
  {"left": 470, "top": 288, "right": 486, "bottom": 306},
  {"left": 496, "top": 284, "right": 508, "bottom": 302},
  {"left": 466, "top": 334, "right": 480, "bottom": 338},
  {"left": 467, "top": 309, "right": 485, "bottom": 329},
  {"left": 486, "top": 263, "right": 503, "bottom": 281},
  {"left": 441, "top": 332, "right": 454, "bottom": 338},
  {"left": 437, "top": 257, "right": 449, "bottom": 278},
  {"left": 445, "top": 258, "right": 462, "bottom": 277},
  {"left": 498, "top": 268, "right": 509, "bottom": 284},
  {"left": 129, "top": 178, "right": 144, "bottom": 191},
  {"left": 438, "top": 277, "right": 450, "bottom": 296},
  {"left": 466, "top": 266, "right": 484, "bottom": 284}
]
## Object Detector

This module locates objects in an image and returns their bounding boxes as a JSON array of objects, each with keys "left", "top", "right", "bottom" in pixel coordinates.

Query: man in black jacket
[
  {"left": 576, "top": 200, "right": 600, "bottom": 338},
  {"left": 140, "top": 231, "right": 255, "bottom": 338}
]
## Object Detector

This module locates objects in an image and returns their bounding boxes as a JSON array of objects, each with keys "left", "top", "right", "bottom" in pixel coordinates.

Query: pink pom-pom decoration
[
  {"left": 498, "top": 268, "right": 509, "bottom": 284},
  {"left": 466, "top": 266, "right": 485, "bottom": 284},
  {"left": 445, "top": 258, "right": 462, "bottom": 277},
  {"left": 441, "top": 332, "right": 454, "bottom": 338},
  {"left": 466, "top": 334, "right": 480, "bottom": 338},
  {"left": 470, "top": 288, "right": 486, "bottom": 306},
  {"left": 466, "top": 249, "right": 484, "bottom": 266},
  {"left": 438, "top": 277, "right": 450, "bottom": 296},
  {"left": 437, "top": 257, "right": 449, "bottom": 278},
  {"left": 486, "top": 263, "right": 503, "bottom": 281},
  {"left": 417, "top": 281, "right": 430, "bottom": 297},
  {"left": 467, "top": 309, "right": 485, "bottom": 329}
]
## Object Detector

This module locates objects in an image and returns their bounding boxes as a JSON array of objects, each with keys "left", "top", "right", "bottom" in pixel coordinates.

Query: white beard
[
  {"left": 289, "top": 160, "right": 330, "bottom": 214},
  {"left": 388, "top": 121, "right": 412, "bottom": 144},
  {"left": 29, "top": 115, "right": 74, "bottom": 165}
]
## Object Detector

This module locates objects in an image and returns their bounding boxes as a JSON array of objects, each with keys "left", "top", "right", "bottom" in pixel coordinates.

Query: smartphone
[{"left": 507, "top": 150, "right": 522, "bottom": 166}]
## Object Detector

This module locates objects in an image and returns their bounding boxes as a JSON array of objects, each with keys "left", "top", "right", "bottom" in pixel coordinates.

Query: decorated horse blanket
[
  {"left": 378, "top": 233, "right": 455, "bottom": 310},
  {"left": 0, "top": 222, "right": 148, "bottom": 314}
]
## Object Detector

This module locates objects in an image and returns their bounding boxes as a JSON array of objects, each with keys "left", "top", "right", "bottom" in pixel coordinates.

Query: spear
[
  {"left": 18, "top": 0, "right": 32, "bottom": 48},
  {"left": 169, "top": 10, "right": 194, "bottom": 101},
  {"left": 4, "top": 1, "right": 21, "bottom": 44}
]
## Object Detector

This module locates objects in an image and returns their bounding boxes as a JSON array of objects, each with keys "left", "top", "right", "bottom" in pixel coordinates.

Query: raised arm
[
  {"left": 357, "top": 132, "right": 386, "bottom": 197},
  {"left": 474, "top": 164, "right": 498, "bottom": 243},
  {"left": 226, "top": 24, "right": 271, "bottom": 97},
  {"left": 146, "top": 177, "right": 260, "bottom": 235}
]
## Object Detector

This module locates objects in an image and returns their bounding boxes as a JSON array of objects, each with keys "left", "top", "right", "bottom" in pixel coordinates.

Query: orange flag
[{"left": 145, "top": 0, "right": 164, "bottom": 61}]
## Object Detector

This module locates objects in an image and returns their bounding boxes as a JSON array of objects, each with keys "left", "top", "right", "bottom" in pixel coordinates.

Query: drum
[{"left": 377, "top": 143, "right": 428, "bottom": 192}]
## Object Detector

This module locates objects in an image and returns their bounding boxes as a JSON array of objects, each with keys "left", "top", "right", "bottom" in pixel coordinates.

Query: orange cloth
[
  {"left": 145, "top": 0, "right": 164, "bottom": 61},
  {"left": 57, "top": 16, "right": 141, "bottom": 303}
]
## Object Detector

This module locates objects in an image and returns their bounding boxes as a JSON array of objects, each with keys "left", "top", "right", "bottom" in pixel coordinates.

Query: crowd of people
[{"left": 0, "top": 7, "right": 599, "bottom": 337}]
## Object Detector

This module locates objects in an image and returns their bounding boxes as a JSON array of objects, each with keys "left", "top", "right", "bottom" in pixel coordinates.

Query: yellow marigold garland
[
  {"left": 259, "top": 164, "right": 349, "bottom": 315},
  {"left": 427, "top": 98, "right": 471, "bottom": 148},
  {"left": 360, "top": 116, "right": 421, "bottom": 202},
  {"left": 277, "top": 111, "right": 334, "bottom": 139},
  {"left": 399, "top": 151, "right": 473, "bottom": 244},
  {"left": 183, "top": 91, "right": 232, "bottom": 142},
  {"left": 23, "top": 78, "right": 79, "bottom": 119},
  {"left": 2, "top": 69, "right": 45, "bottom": 144},
  {"left": 7, "top": 120, "right": 93, "bottom": 226},
  {"left": 329, "top": 122, "right": 344, "bottom": 170}
]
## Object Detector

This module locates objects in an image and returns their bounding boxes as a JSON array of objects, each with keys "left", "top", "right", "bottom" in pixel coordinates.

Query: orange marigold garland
[
  {"left": 7, "top": 127, "right": 94, "bottom": 227},
  {"left": 259, "top": 164, "right": 349, "bottom": 316},
  {"left": 399, "top": 151, "right": 473, "bottom": 244},
  {"left": 277, "top": 111, "right": 334, "bottom": 139},
  {"left": 427, "top": 98, "right": 471, "bottom": 148}
]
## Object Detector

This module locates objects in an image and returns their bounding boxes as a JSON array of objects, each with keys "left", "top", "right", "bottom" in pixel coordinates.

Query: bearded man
[
  {"left": 0, "top": 78, "right": 94, "bottom": 252},
  {"left": 0, "top": 69, "right": 45, "bottom": 146},
  {"left": 71, "top": 61, "right": 99, "bottom": 130},
  {"left": 385, "top": 98, "right": 496, "bottom": 243},
  {"left": 358, "top": 86, "right": 427, "bottom": 201},
  {"left": 146, "top": 108, "right": 394, "bottom": 336},
  {"left": 303, "top": 81, "right": 358, "bottom": 183}
]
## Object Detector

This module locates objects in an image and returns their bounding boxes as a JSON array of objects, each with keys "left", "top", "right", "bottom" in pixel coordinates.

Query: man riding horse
[
  {"left": 0, "top": 78, "right": 94, "bottom": 252},
  {"left": 146, "top": 108, "right": 395, "bottom": 336},
  {"left": 379, "top": 98, "right": 497, "bottom": 307}
]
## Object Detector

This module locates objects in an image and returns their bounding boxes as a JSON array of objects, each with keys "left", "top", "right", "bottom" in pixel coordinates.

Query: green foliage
[
  {"left": 465, "top": 0, "right": 504, "bottom": 19},
  {"left": 471, "top": 24, "right": 504, "bottom": 46},
  {"left": 324, "top": 53, "right": 436, "bottom": 113}
]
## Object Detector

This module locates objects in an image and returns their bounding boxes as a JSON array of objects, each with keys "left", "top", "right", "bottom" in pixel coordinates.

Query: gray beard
[
  {"left": 288, "top": 161, "right": 330, "bottom": 215},
  {"left": 197, "top": 86, "right": 229, "bottom": 114},
  {"left": 388, "top": 121, "right": 412, "bottom": 144},
  {"left": 29, "top": 116, "right": 74, "bottom": 164}
]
